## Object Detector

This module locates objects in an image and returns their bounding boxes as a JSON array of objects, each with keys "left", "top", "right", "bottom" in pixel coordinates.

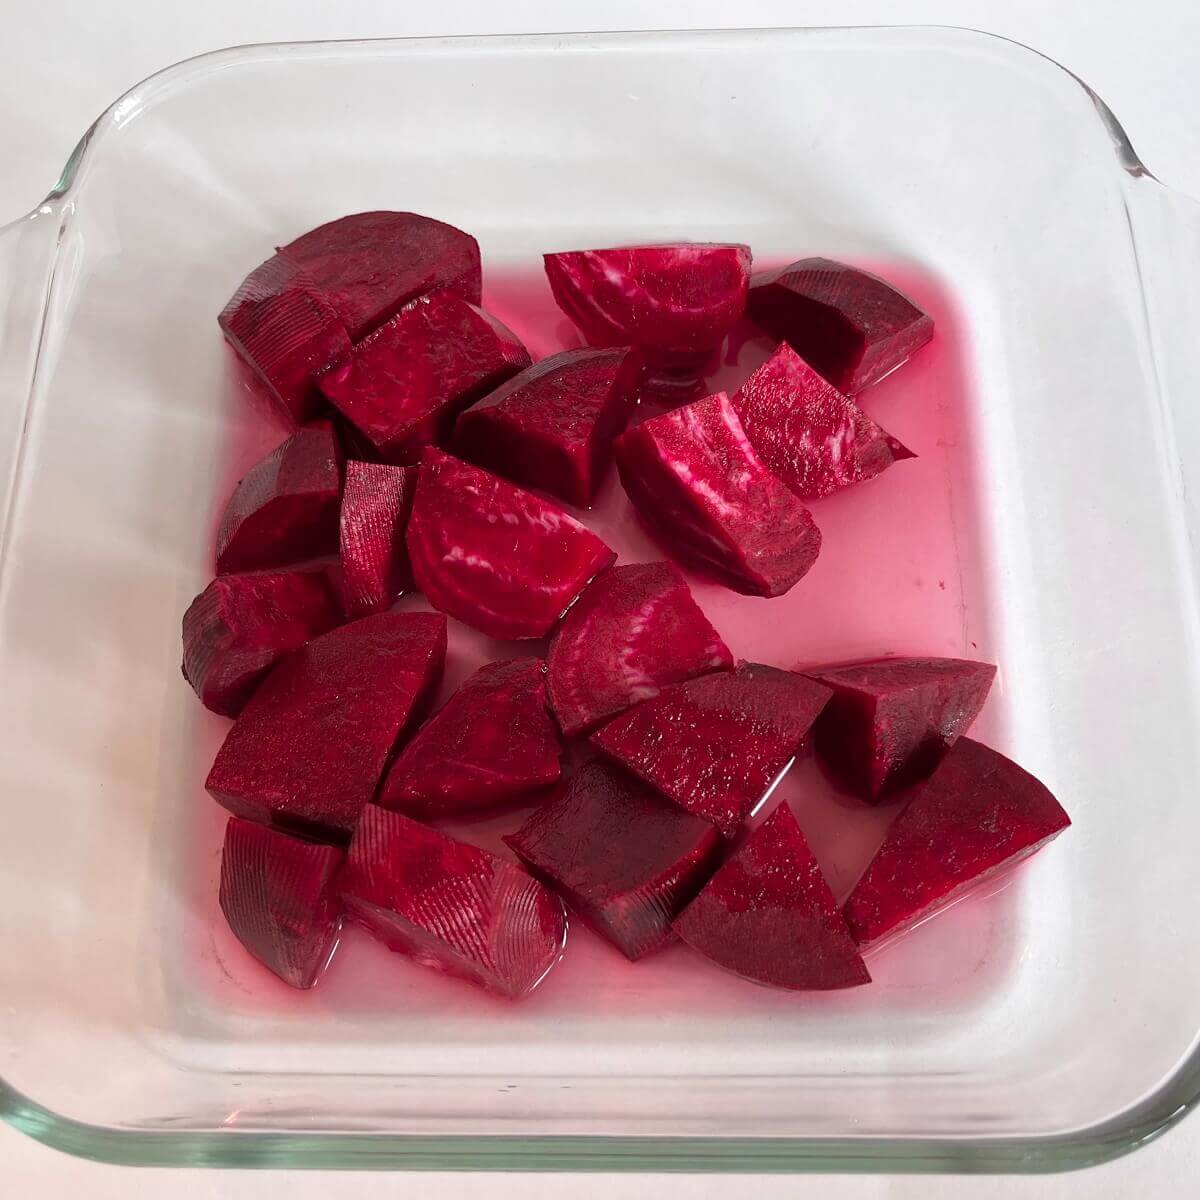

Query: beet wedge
[
  {"left": 592, "top": 663, "right": 832, "bottom": 839},
  {"left": 379, "top": 658, "right": 563, "bottom": 820},
  {"left": 206, "top": 611, "right": 446, "bottom": 840},
  {"left": 340, "top": 806, "right": 567, "bottom": 998},
  {"left": 407, "top": 449, "right": 615, "bottom": 640},
  {"left": 673, "top": 803, "right": 870, "bottom": 990},
  {"left": 547, "top": 561, "right": 733, "bottom": 736},
  {"left": 219, "top": 818, "right": 344, "bottom": 989},
  {"left": 615, "top": 391, "right": 821, "bottom": 597},
  {"left": 747, "top": 258, "right": 933, "bottom": 394},
  {"left": 842, "top": 737, "right": 1070, "bottom": 949}
]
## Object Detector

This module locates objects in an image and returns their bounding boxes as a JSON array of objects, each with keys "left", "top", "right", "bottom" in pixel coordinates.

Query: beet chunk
[
  {"left": 747, "top": 258, "right": 933, "bottom": 394},
  {"left": 218, "top": 818, "right": 344, "bottom": 989},
  {"left": 317, "top": 291, "right": 531, "bottom": 464},
  {"left": 614, "top": 392, "right": 821, "bottom": 597},
  {"left": 181, "top": 569, "right": 339, "bottom": 716},
  {"left": 592, "top": 663, "right": 832, "bottom": 838},
  {"left": 842, "top": 738, "right": 1070, "bottom": 949},
  {"left": 673, "top": 804, "right": 869, "bottom": 990},
  {"left": 453, "top": 347, "right": 641, "bottom": 506},
  {"left": 206, "top": 612, "right": 446, "bottom": 839},
  {"left": 379, "top": 658, "right": 563, "bottom": 819},
  {"left": 547, "top": 561, "right": 732, "bottom": 736},
  {"left": 340, "top": 806, "right": 567, "bottom": 998},
  {"left": 407, "top": 449, "right": 615, "bottom": 640},
  {"left": 805, "top": 657, "right": 997, "bottom": 801},
  {"left": 335, "top": 460, "right": 418, "bottom": 618},
  {"left": 731, "top": 344, "right": 914, "bottom": 500}
]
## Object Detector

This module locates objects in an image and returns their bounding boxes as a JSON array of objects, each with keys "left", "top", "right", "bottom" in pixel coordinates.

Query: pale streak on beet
[{"left": 336, "top": 460, "right": 418, "bottom": 618}]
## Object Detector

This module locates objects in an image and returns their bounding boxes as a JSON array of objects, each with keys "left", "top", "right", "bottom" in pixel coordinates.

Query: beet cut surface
[{"left": 335, "top": 460, "right": 418, "bottom": 618}]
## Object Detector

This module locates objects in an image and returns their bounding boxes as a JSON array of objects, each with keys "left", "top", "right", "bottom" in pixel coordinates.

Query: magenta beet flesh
[
  {"left": 453, "top": 347, "right": 641, "bottom": 506},
  {"left": 731, "top": 344, "right": 915, "bottom": 500},
  {"left": 218, "top": 818, "right": 344, "bottom": 989},
  {"left": 673, "top": 804, "right": 869, "bottom": 990},
  {"left": 340, "top": 806, "right": 567, "bottom": 998},
  {"left": 592, "top": 663, "right": 832, "bottom": 838},
  {"left": 335, "top": 460, "right": 418, "bottom": 618},
  {"left": 379, "top": 658, "right": 563, "bottom": 819},
  {"left": 547, "top": 561, "right": 732, "bottom": 736},
  {"left": 206, "top": 611, "right": 446, "bottom": 839},
  {"left": 842, "top": 737, "right": 1070, "bottom": 949},
  {"left": 406, "top": 449, "right": 615, "bottom": 640},
  {"left": 805, "top": 657, "right": 997, "bottom": 801},
  {"left": 747, "top": 258, "right": 933, "bottom": 394},
  {"left": 614, "top": 391, "right": 821, "bottom": 597}
]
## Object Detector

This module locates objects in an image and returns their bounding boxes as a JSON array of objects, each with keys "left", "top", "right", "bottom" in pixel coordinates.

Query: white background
[{"left": 3, "top": 1, "right": 1198, "bottom": 1195}]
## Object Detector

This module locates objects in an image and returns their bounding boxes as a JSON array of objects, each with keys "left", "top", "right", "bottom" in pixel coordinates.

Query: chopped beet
[
  {"left": 317, "top": 291, "right": 530, "bottom": 464},
  {"left": 842, "top": 738, "right": 1070, "bottom": 949},
  {"left": 206, "top": 611, "right": 446, "bottom": 839},
  {"left": 747, "top": 258, "right": 933, "bottom": 394},
  {"left": 614, "top": 392, "right": 821, "bottom": 597},
  {"left": 505, "top": 760, "right": 721, "bottom": 960},
  {"left": 215, "top": 421, "right": 343, "bottom": 574},
  {"left": 547, "top": 561, "right": 733, "bottom": 736},
  {"left": 218, "top": 818, "right": 344, "bottom": 989},
  {"left": 406, "top": 449, "right": 615, "bottom": 640},
  {"left": 340, "top": 806, "right": 567, "bottom": 998},
  {"left": 335, "top": 460, "right": 418, "bottom": 618},
  {"left": 453, "top": 347, "right": 641, "bottom": 506},
  {"left": 731, "top": 344, "right": 915, "bottom": 500},
  {"left": 592, "top": 663, "right": 832, "bottom": 838},
  {"left": 673, "top": 804, "right": 869, "bottom": 990},
  {"left": 379, "top": 658, "right": 562, "bottom": 819},
  {"left": 806, "top": 657, "right": 997, "bottom": 801},
  {"left": 181, "top": 569, "right": 339, "bottom": 716}
]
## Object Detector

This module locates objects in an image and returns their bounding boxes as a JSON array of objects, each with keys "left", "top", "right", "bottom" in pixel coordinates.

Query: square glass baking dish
[{"left": 2, "top": 25, "right": 1200, "bottom": 1174}]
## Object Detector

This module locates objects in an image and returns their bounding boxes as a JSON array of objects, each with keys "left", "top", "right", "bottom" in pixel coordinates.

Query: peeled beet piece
[
  {"left": 453, "top": 347, "right": 641, "bottom": 506},
  {"left": 806, "top": 657, "right": 997, "bottom": 801},
  {"left": 181, "top": 569, "right": 340, "bottom": 716},
  {"left": 206, "top": 611, "right": 446, "bottom": 839},
  {"left": 379, "top": 658, "right": 563, "bottom": 819},
  {"left": 219, "top": 818, "right": 344, "bottom": 989},
  {"left": 215, "top": 421, "right": 343, "bottom": 574},
  {"left": 673, "top": 803, "right": 869, "bottom": 990},
  {"left": 592, "top": 663, "right": 832, "bottom": 838},
  {"left": 317, "top": 290, "right": 531, "bottom": 464},
  {"left": 747, "top": 258, "right": 933, "bottom": 394},
  {"left": 335, "top": 460, "right": 418, "bottom": 618},
  {"left": 547, "top": 561, "right": 733, "bottom": 736},
  {"left": 842, "top": 737, "right": 1070, "bottom": 949},
  {"left": 731, "top": 344, "right": 914, "bottom": 500},
  {"left": 407, "top": 449, "right": 615, "bottom": 640},
  {"left": 505, "top": 760, "right": 721, "bottom": 960},
  {"left": 340, "top": 806, "right": 567, "bottom": 998},
  {"left": 614, "top": 392, "right": 821, "bottom": 597}
]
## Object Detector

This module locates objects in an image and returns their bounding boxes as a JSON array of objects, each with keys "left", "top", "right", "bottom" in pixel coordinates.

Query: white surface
[{"left": 2, "top": 1, "right": 1199, "bottom": 1195}]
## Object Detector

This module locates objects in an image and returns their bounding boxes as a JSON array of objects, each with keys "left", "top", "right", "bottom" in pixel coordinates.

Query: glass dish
[{"left": 2, "top": 25, "right": 1200, "bottom": 1174}]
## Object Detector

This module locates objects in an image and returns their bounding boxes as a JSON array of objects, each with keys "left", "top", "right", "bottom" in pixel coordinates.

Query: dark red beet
[
  {"left": 453, "top": 347, "right": 641, "bottom": 506},
  {"left": 340, "top": 806, "right": 567, "bottom": 998},
  {"left": 206, "top": 612, "right": 446, "bottom": 839},
  {"left": 406, "top": 449, "right": 615, "bottom": 640},
  {"left": 805, "top": 657, "right": 997, "bottom": 801},
  {"left": 731, "top": 344, "right": 914, "bottom": 500},
  {"left": 335, "top": 460, "right": 418, "bottom": 618},
  {"left": 614, "top": 392, "right": 821, "bottom": 597},
  {"left": 278, "top": 211, "right": 482, "bottom": 341},
  {"left": 219, "top": 818, "right": 344, "bottom": 989},
  {"left": 547, "top": 561, "right": 733, "bottom": 736},
  {"left": 592, "top": 663, "right": 832, "bottom": 838},
  {"left": 673, "top": 804, "right": 869, "bottom": 990},
  {"left": 215, "top": 421, "right": 343, "bottom": 574},
  {"left": 747, "top": 258, "right": 933, "bottom": 394},
  {"left": 379, "top": 658, "right": 562, "bottom": 819},
  {"left": 842, "top": 737, "right": 1070, "bottom": 949},
  {"left": 181, "top": 569, "right": 340, "bottom": 716},
  {"left": 317, "top": 291, "right": 531, "bottom": 464},
  {"left": 505, "top": 760, "right": 721, "bottom": 961}
]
